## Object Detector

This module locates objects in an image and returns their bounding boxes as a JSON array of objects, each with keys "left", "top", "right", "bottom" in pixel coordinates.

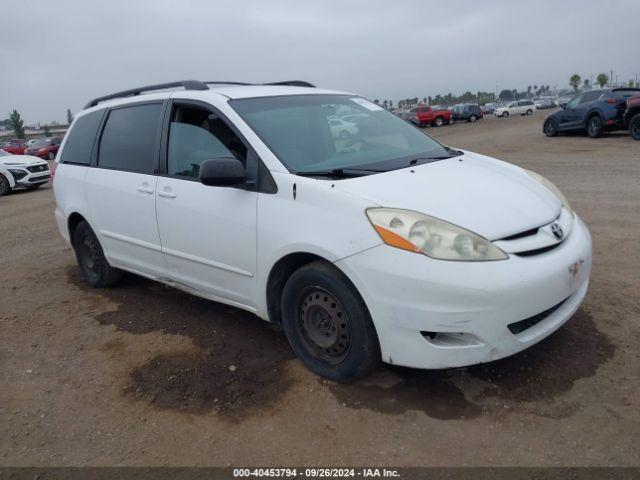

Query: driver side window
[
  {"left": 167, "top": 105, "right": 247, "bottom": 179},
  {"left": 566, "top": 96, "right": 581, "bottom": 109}
]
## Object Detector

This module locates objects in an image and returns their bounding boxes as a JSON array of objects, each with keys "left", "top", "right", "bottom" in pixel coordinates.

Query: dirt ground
[{"left": 1, "top": 113, "right": 639, "bottom": 467}]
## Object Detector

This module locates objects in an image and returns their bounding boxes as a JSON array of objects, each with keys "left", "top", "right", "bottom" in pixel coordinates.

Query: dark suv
[
  {"left": 451, "top": 104, "right": 483, "bottom": 122},
  {"left": 543, "top": 88, "right": 640, "bottom": 138}
]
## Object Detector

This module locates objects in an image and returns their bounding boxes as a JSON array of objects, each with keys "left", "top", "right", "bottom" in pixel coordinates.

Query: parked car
[
  {"left": 495, "top": 100, "right": 535, "bottom": 117},
  {"left": 543, "top": 88, "right": 640, "bottom": 138},
  {"left": 329, "top": 118, "right": 358, "bottom": 139},
  {"left": 535, "top": 98, "right": 555, "bottom": 110},
  {"left": 24, "top": 137, "right": 63, "bottom": 160},
  {"left": 54, "top": 79, "right": 591, "bottom": 381},
  {"left": 409, "top": 105, "right": 452, "bottom": 127},
  {"left": 481, "top": 103, "right": 496, "bottom": 115},
  {"left": 0, "top": 149, "right": 51, "bottom": 195},
  {"left": 1, "top": 139, "right": 27, "bottom": 155},
  {"left": 393, "top": 109, "right": 412, "bottom": 122},
  {"left": 451, "top": 104, "right": 483, "bottom": 122},
  {"left": 623, "top": 93, "right": 640, "bottom": 140}
]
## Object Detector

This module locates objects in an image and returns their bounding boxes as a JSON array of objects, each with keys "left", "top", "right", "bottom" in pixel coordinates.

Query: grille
[
  {"left": 508, "top": 298, "right": 568, "bottom": 335},
  {"left": 514, "top": 242, "right": 563, "bottom": 257},
  {"left": 27, "top": 164, "right": 49, "bottom": 173},
  {"left": 29, "top": 174, "right": 50, "bottom": 183},
  {"left": 500, "top": 227, "right": 539, "bottom": 241}
]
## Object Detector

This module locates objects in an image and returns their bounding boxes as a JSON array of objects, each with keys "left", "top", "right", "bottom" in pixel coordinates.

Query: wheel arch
[{"left": 67, "top": 212, "right": 88, "bottom": 248}]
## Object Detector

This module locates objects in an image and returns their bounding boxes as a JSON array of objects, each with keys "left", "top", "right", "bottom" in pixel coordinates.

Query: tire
[
  {"left": 72, "top": 221, "right": 123, "bottom": 287},
  {"left": 502, "top": 111, "right": 509, "bottom": 118},
  {"left": 526, "top": 109, "right": 533, "bottom": 116},
  {"left": 469, "top": 114, "right": 477, "bottom": 122},
  {"left": 433, "top": 117, "right": 444, "bottom": 127},
  {"left": 281, "top": 261, "right": 381, "bottom": 381},
  {"left": 544, "top": 118, "right": 559, "bottom": 137},
  {"left": 629, "top": 113, "right": 640, "bottom": 141},
  {"left": 48, "top": 151, "right": 56, "bottom": 160},
  {"left": 587, "top": 115, "right": 603, "bottom": 138},
  {"left": 0, "top": 174, "right": 11, "bottom": 196}
]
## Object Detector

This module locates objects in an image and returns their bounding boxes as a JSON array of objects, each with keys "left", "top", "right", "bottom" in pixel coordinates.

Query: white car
[
  {"left": 329, "top": 118, "right": 358, "bottom": 139},
  {"left": 0, "top": 149, "right": 51, "bottom": 195},
  {"left": 53, "top": 80, "right": 592, "bottom": 380},
  {"left": 495, "top": 100, "right": 536, "bottom": 117}
]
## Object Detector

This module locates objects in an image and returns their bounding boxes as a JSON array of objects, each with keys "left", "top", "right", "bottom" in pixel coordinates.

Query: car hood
[
  {"left": 331, "top": 151, "right": 561, "bottom": 240},
  {"left": 0, "top": 155, "right": 47, "bottom": 166}
]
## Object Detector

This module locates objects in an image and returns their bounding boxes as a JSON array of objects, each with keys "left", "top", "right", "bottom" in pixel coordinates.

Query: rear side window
[
  {"left": 98, "top": 103, "right": 162, "bottom": 173},
  {"left": 59, "top": 110, "right": 103, "bottom": 165},
  {"left": 580, "top": 91, "right": 601, "bottom": 103}
]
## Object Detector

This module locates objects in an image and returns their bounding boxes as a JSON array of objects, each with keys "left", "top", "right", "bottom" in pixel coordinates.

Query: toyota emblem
[{"left": 551, "top": 223, "right": 563, "bottom": 240}]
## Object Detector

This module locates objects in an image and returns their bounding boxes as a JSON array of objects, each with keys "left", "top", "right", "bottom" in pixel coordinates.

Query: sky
[{"left": 1, "top": 0, "right": 639, "bottom": 124}]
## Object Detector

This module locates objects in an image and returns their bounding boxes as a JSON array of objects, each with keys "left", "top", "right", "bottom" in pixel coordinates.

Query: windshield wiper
[
  {"left": 295, "top": 168, "right": 385, "bottom": 178},
  {"left": 408, "top": 149, "right": 464, "bottom": 165}
]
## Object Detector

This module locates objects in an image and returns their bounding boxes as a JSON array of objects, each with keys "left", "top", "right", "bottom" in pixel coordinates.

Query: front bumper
[
  {"left": 336, "top": 215, "right": 592, "bottom": 369},
  {"left": 9, "top": 164, "right": 51, "bottom": 187}
]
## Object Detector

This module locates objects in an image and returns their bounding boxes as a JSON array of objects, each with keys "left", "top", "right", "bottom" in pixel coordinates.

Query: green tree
[
  {"left": 569, "top": 74, "right": 581, "bottom": 92},
  {"left": 9, "top": 109, "right": 25, "bottom": 139},
  {"left": 596, "top": 73, "right": 609, "bottom": 88},
  {"left": 66, "top": 109, "right": 73, "bottom": 124}
]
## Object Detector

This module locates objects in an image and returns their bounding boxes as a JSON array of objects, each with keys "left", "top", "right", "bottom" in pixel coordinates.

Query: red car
[
  {"left": 1, "top": 140, "right": 27, "bottom": 155},
  {"left": 409, "top": 105, "right": 452, "bottom": 128},
  {"left": 24, "top": 137, "right": 63, "bottom": 160}
]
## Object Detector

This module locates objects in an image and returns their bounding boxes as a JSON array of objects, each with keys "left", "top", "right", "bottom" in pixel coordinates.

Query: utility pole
[{"left": 610, "top": 70, "right": 613, "bottom": 87}]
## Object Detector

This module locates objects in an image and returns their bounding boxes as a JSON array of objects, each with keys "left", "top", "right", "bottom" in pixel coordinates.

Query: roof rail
[
  {"left": 205, "top": 80, "right": 315, "bottom": 88},
  {"left": 84, "top": 80, "right": 209, "bottom": 109}
]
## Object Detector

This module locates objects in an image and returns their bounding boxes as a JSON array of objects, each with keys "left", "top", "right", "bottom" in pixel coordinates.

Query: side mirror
[{"left": 199, "top": 157, "right": 246, "bottom": 187}]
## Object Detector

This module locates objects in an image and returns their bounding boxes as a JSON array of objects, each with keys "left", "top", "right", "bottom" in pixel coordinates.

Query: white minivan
[
  {"left": 495, "top": 100, "right": 536, "bottom": 117},
  {"left": 53, "top": 80, "right": 592, "bottom": 380}
]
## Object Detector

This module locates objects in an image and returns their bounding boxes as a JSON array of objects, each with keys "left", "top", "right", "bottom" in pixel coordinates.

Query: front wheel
[
  {"left": 502, "top": 111, "right": 509, "bottom": 118},
  {"left": 544, "top": 118, "right": 559, "bottom": 137},
  {"left": 433, "top": 117, "right": 444, "bottom": 127},
  {"left": 281, "top": 261, "right": 380, "bottom": 381},
  {"left": 587, "top": 115, "right": 603, "bottom": 138},
  {"left": 526, "top": 109, "right": 533, "bottom": 116},
  {"left": 0, "top": 174, "right": 11, "bottom": 196},
  {"left": 72, "top": 221, "right": 123, "bottom": 287},
  {"left": 469, "top": 114, "right": 477, "bottom": 122},
  {"left": 629, "top": 113, "right": 640, "bottom": 140},
  {"left": 48, "top": 151, "right": 56, "bottom": 160}
]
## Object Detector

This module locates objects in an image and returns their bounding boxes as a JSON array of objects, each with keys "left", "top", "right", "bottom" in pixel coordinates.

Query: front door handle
[
  {"left": 137, "top": 184, "right": 154, "bottom": 194},
  {"left": 158, "top": 189, "right": 176, "bottom": 198}
]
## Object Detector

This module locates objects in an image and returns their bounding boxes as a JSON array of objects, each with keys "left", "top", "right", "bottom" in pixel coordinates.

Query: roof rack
[
  {"left": 84, "top": 79, "right": 316, "bottom": 109},
  {"left": 84, "top": 80, "right": 209, "bottom": 109}
]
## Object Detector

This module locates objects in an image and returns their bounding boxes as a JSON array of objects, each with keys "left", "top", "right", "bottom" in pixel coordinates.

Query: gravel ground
[{"left": 1, "top": 112, "right": 639, "bottom": 466}]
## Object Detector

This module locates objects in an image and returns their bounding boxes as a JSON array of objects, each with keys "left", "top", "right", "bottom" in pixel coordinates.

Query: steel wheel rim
[
  {"left": 589, "top": 118, "right": 600, "bottom": 135},
  {"left": 298, "top": 287, "right": 351, "bottom": 364},
  {"left": 81, "top": 235, "right": 100, "bottom": 275}
]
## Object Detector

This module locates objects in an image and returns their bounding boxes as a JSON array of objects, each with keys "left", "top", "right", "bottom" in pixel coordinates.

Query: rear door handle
[
  {"left": 158, "top": 189, "right": 176, "bottom": 198},
  {"left": 137, "top": 185, "right": 154, "bottom": 194}
]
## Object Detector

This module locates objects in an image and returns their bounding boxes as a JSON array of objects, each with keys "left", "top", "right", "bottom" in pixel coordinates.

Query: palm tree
[
  {"left": 583, "top": 79, "right": 590, "bottom": 90},
  {"left": 569, "top": 74, "right": 581, "bottom": 92},
  {"left": 596, "top": 73, "right": 609, "bottom": 88}
]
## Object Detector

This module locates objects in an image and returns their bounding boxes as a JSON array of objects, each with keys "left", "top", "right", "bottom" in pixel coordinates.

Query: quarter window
[
  {"left": 98, "top": 103, "right": 162, "bottom": 173},
  {"left": 167, "top": 105, "right": 247, "bottom": 179},
  {"left": 59, "top": 110, "right": 103, "bottom": 165}
]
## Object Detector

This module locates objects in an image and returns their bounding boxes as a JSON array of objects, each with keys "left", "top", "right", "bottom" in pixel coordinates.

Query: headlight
[
  {"left": 8, "top": 168, "right": 24, "bottom": 175},
  {"left": 525, "top": 170, "right": 572, "bottom": 215},
  {"left": 366, "top": 208, "right": 508, "bottom": 261}
]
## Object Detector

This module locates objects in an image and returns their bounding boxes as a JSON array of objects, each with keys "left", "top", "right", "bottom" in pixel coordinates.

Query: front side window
[
  {"left": 167, "top": 105, "right": 247, "bottom": 179},
  {"left": 566, "top": 95, "right": 581, "bottom": 109},
  {"left": 230, "top": 95, "right": 451, "bottom": 174},
  {"left": 98, "top": 103, "right": 161, "bottom": 173}
]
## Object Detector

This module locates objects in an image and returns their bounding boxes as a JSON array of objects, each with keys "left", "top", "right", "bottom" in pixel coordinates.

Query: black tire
[
  {"left": 48, "top": 151, "right": 56, "bottom": 160},
  {"left": 502, "top": 111, "right": 509, "bottom": 118},
  {"left": 587, "top": 115, "right": 603, "bottom": 138},
  {"left": 526, "top": 109, "right": 533, "bottom": 116},
  {"left": 72, "top": 221, "right": 123, "bottom": 287},
  {"left": 281, "top": 261, "right": 380, "bottom": 381},
  {"left": 469, "top": 114, "right": 477, "bottom": 122},
  {"left": 433, "top": 117, "right": 444, "bottom": 127},
  {"left": 544, "top": 118, "right": 559, "bottom": 137},
  {"left": 629, "top": 113, "right": 640, "bottom": 141},
  {"left": 0, "top": 174, "right": 11, "bottom": 196}
]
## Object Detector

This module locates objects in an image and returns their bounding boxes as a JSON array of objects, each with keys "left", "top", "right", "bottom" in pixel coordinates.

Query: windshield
[
  {"left": 230, "top": 94, "right": 450, "bottom": 174},
  {"left": 30, "top": 138, "right": 51, "bottom": 147}
]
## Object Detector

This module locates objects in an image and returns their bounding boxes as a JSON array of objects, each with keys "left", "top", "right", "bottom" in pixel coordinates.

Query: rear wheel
[
  {"left": 587, "top": 115, "right": 603, "bottom": 138},
  {"left": 72, "top": 221, "right": 123, "bottom": 287},
  {"left": 0, "top": 174, "right": 11, "bottom": 196},
  {"left": 526, "top": 109, "right": 533, "bottom": 116},
  {"left": 281, "top": 261, "right": 380, "bottom": 381},
  {"left": 48, "top": 151, "right": 56, "bottom": 160},
  {"left": 502, "top": 111, "right": 509, "bottom": 118},
  {"left": 630, "top": 113, "right": 640, "bottom": 140},
  {"left": 544, "top": 118, "right": 559, "bottom": 137},
  {"left": 469, "top": 114, "right": 477, "bottom": 122}
]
